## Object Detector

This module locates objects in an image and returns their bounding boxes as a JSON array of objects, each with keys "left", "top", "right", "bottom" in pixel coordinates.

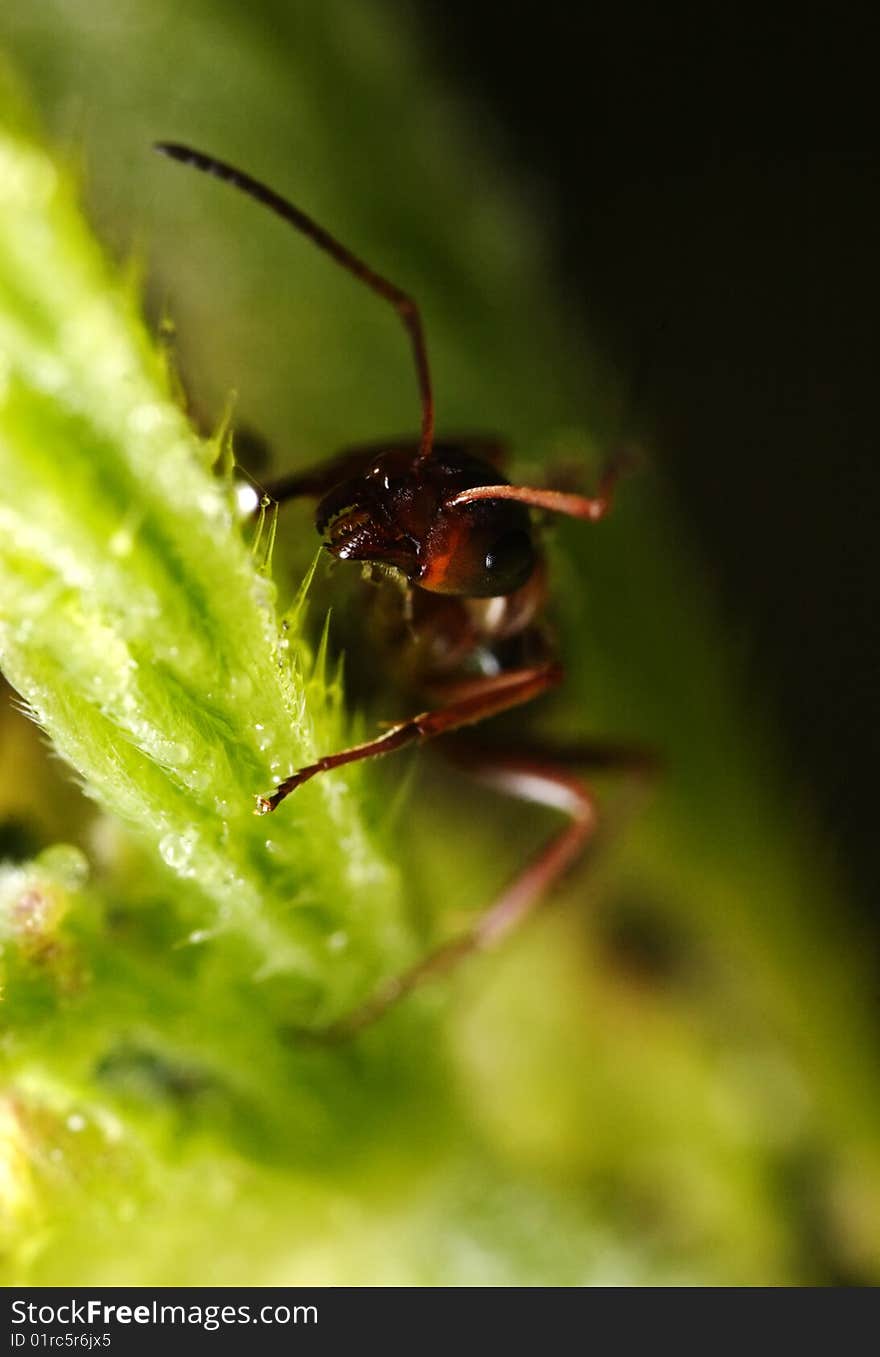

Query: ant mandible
[{"left": 156, "top": 142, "right": 648, "bottom": 1036}]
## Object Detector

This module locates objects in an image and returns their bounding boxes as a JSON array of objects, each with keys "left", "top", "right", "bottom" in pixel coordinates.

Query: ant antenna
[
  {"left": 154, "top": 142, "right": 436, "bottom": 462},
  {"left": 446, "top": 447, "right": 635, "bottom": 522}
]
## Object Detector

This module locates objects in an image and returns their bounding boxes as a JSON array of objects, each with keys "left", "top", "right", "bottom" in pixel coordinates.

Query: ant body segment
[{"left": 156, "top": 142, "right": 648, "bottom": 1035}]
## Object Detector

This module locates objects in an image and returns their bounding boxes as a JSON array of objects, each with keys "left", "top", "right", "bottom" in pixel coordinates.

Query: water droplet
[
  {"left": 231, "top": 673, "right": 253, "bottom": 700},
  {"left": 155, "top": 740, "right": 190, "bottom": 768},
  {"left": 129, "top": 403, "right": 166, "bottom": 434},
  {"left": 186, "top": 766, "right": 209, "bottom": 793},
  {"left": 236, "top": 482, "right": 260, "bottom": 516},
  {"left": 198, "top": 489, "right": 225, "bottom": 520},
  {"left": 159, "top": 830, "right": 197, "bottom": 873},
  {"left": 109, "top": 526, "right": 134, "bottom": 557},
  {"left": 38, "top": 845, "right": 89, "bottom": 891}
]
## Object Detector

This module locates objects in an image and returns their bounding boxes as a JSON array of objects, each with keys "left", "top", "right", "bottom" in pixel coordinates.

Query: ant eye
[
  {"left": 420, "top": 501, "right": 535, "bottom": 596},
  {"left": 485, "top": 529, "right": 530, "bottom": 574},
  {"left": 483, "top": 529, "right": 533, "bottom": 589}
]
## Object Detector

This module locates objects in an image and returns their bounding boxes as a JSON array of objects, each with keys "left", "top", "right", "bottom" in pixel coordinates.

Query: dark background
[{"left": 415, "top": 3, "right": 879, "bottom": 929}]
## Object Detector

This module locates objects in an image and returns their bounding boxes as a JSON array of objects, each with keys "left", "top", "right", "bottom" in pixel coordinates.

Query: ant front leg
[
  {"left": 255, "top": 663, "right": 563, "bottom": 813},
  {"left": 317, "top": 738, "right": 656, "bottom": 1039}
]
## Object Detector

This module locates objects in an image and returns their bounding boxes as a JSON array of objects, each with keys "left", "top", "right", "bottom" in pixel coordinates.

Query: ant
[{"left": 156, "top": 142, "right": 651, "bottom": 1036}]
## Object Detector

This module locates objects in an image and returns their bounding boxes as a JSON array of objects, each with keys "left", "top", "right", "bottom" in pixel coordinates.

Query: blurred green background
[{"left": 1, "top": 0, "right": 879, "bottom": 1285}]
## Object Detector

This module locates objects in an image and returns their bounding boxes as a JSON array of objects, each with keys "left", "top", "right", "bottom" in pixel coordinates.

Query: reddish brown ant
[{"left": 156, "top": 142, "right": 650, "bottom": 1036}]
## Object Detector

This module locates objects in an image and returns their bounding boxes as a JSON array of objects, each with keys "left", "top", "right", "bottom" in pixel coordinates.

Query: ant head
[{"left": 315, "top": 445, "right": 536, "bottom": 598}]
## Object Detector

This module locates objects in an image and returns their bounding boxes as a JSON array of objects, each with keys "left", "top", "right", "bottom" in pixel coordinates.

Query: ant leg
[
  {"left": 260, "top": 446, "right": 388, "bottom": 506},
  {"left": 256, "top": 663, "right": 562, "bottom": 814},
  {"left": 318, "top": 739, "right": 656, "bottom": 1039}
]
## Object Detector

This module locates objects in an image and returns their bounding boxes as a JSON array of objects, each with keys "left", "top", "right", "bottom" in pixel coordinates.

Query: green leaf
[{"left": 0, "top": 111, "right": 409, "bottom": 1022}]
